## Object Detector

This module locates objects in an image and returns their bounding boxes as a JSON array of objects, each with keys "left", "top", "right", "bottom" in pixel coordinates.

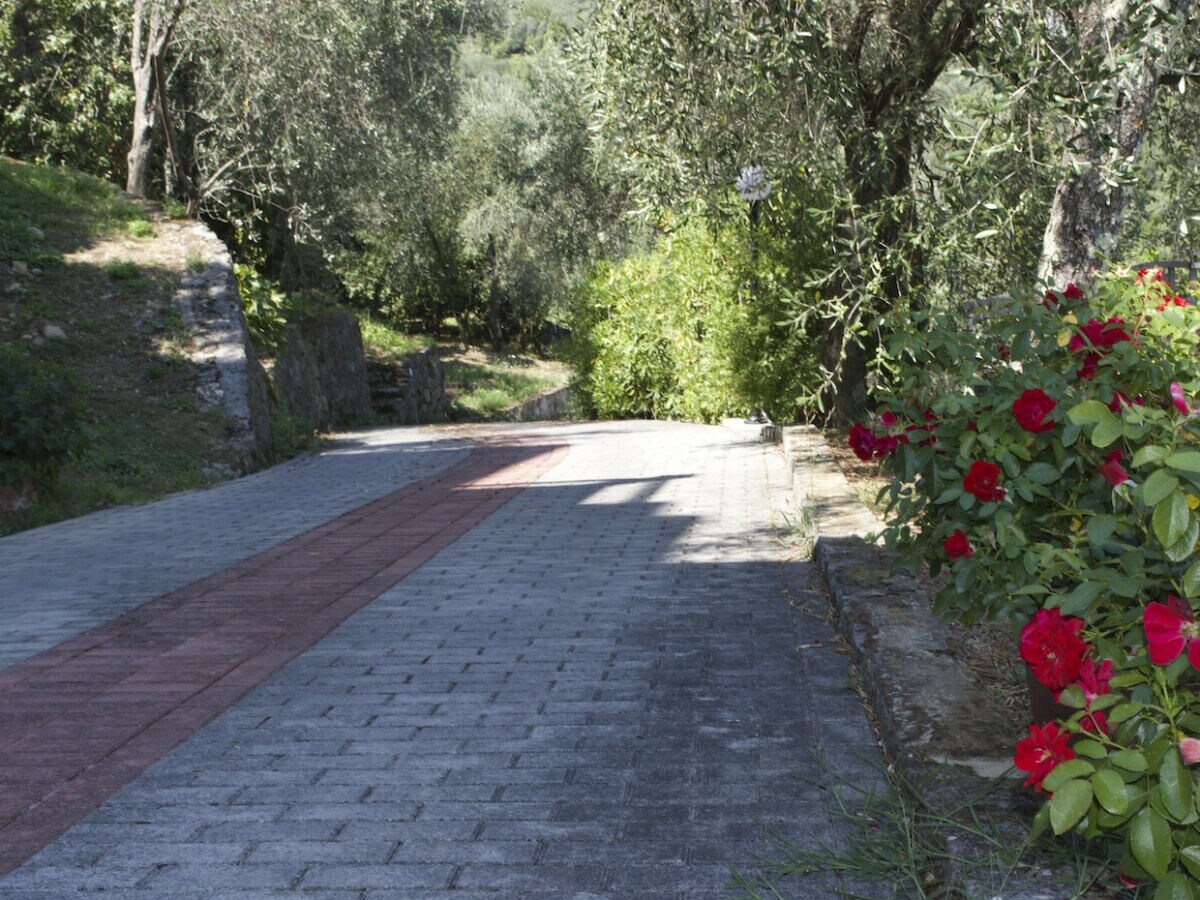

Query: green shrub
[
  {"left": 857, "top": 269, "right": 1200, "bottom": 890},
  {"left": 267, "top": 409, "right": 316, "bottom": 462},
  {"left": 0, "top": 347, "right": 85, "bottom": 492},
  {"left": 568, "top": 212, "right": 820, "bottom": 423},
  {"left": 233, "top": 263, "right": 288, "bottom": 353}
]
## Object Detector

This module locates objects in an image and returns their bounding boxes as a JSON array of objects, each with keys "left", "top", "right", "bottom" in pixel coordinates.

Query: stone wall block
[
  {"left": 274, "top": 309, "right": 372, "bottom": 431},
  {"left": 175, "top": 221, "right": 273, "bottom": 470}
]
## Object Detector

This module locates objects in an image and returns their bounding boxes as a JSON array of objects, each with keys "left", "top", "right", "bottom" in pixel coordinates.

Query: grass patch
[
  {"left": 104, "top": 260, "right": 140, "bottom": 280},
  {"left": 0, "top": 156, "right": 152, "bottom": 261},
  {"left": 356, "top": 313, "right": 572, "bottom": 422},
  {"left": 0, "top": 159, "right": 242, "bottom": 537},
  {"left": 127, "top": 219, "right": 156, "bottom": 239},
  {"left": 357, "top": 312, "right": 435, "bottom": 362},
  {"left": 443, "top": 352, "right": 566, "bottom": 419},
  {"left": 733, "top": 759, "right": 1124, "bottom": 899}
]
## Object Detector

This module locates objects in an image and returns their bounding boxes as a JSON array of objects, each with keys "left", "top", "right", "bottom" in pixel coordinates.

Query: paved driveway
[{"left": 0, "top": 421, "right": 883, "bottom": 898}]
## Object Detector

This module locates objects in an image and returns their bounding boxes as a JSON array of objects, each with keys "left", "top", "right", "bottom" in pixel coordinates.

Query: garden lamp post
[
  {"left": 735, "top": 165, "right": 771, "bottom": 425},
  {"left": 735, "top": 164, "right": 771, "bottom": 227}
]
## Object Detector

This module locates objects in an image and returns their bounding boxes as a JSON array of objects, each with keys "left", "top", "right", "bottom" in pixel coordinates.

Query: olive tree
[
  {"left": 0, "top": 0, "right": 132, "bottom": 180},
  {"left": 585, "top": 0, "right": 1197, "bottom": 422},
  {"left": 126, "top": 0, "right": 185, "bottom": 197},
  {"left": 587, "top": 0, "right": 984, "bottom": 422},
  {"left": 1036, "top": 0, "right": 1196, "bottom": 287},
  {"left": 165, "top": 0, "right": 499, "bottom": 285}
]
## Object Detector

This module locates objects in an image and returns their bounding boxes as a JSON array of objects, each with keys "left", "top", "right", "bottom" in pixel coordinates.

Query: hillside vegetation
[{"left": 1, "top": 158, "right": 250, "bottom": 535}]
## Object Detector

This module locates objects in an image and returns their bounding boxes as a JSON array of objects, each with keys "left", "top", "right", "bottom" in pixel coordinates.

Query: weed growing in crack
[{"left": 731, "top": 759, "right": 1125, "bottom": 899}]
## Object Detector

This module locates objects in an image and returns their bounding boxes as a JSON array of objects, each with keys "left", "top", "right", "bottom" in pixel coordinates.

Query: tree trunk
[
  {"left": 815, "top": 2, "right": 978, "bottom": 425},
  {"left": 126, "top": 52, "right": 157, "bottom": 197},
  {"left": 1037, "top": 0, "right": 1194, "bottom": 288},
  {"left": 486, "top": 234, "right": 504, "bottom": 352},
  {"left": 125, "top": 0, "right": 185, "bottom": 198},
  {"left": 820, "top": 133, "right": 918, "bottom": 425},
  {"left": 819, "top": 321, "right": 870, "bottom": 425}
]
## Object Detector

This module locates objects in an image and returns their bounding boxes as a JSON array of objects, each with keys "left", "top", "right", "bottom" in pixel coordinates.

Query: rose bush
[{"left": 851, "top": 270, "right": 1200, "bottom": 894}]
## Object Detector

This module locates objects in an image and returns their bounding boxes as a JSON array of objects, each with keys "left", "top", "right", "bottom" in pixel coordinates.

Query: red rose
[
  {"left": 849, "top": 422, "right": 900, "bottom": 460},
  {"left": 1099, "top": 450, "right": 1128, "bottom": 486},
  {"left": 962, "top": 460, "right": 1005, "bottom": 502},
  {"left": 1012, "top": 388, "right": 1056, "bottom": 433},
  {"left": 1020, "top": 607, "right": 1089, "bottom": 691},
  {"left": 1170, "top": 382, "right": 1193, "bottom": 416},
  {"left": 1096, "top": 317, "right": 1132, "bottom": 348},
  {"left": 1074, "top": 658, "right": 1112, "bottom": 705},
  {"left": 1069, "top": 317, "right": 1132, "bottom": 356},
  {"left": 848, "top": 423, "right": 876, "bottom": 461},
  {"left": 1181, "top": 738, "right": 1200, "bottom": 765},
  {"left": 1144, "top": 596, "right": 1200, "bottom": 668},
  {"left": 1075, "top": 353, "right": 1100, "bottom": 380},
  {"left": 1107, "top": 391, "right": 1143, "bottom": 412},
  {"left": 1042, "top": 283, "right": 1083, "bottom": 307},
  {"left": 944, "top": 529, "right": 973, "bottom": 560},
  {"left": 1014, "top": 722, "right": 1074, "bottom": 792},
  {"left": 1155, "top": 294, "right": 1191, "bottom": 312}
]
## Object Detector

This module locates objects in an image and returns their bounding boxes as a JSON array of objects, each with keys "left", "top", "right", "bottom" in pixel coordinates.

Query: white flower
[{"left": 735, "top": 165, "right": 771, "bottom": 202}]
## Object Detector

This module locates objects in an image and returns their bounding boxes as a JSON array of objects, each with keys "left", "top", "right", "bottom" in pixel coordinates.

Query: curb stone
[{"left": 775, "top": 426, "right": 1076, "bottom": 899}]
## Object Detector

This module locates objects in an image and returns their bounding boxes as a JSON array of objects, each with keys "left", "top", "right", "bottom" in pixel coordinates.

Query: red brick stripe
[{"left": 0, "top": 437, "right": 566, "bottom": 876}]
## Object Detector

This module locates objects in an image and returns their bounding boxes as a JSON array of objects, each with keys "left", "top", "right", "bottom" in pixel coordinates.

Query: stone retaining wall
[
  {"left": 507, "top": 386, "right": 569, "bottom": 421},
  {"left": 272, "top": 308, "right": 373, "bottom": 432},
  {"left": 172, "top": 220, "right": 273, "bottom": 470},
  {"left": 367, "top": 348, "right": 448, "bottom": 424},
  {"left": 777, "top": 425, "right": 1010, "bottom": 776}
]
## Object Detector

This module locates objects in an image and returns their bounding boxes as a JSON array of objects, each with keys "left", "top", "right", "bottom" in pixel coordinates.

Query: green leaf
[
  {"left": 1108, "top": 573, "right": 1146, "bottom": 598},
  {"left": 1074, "top": 739, "right": 1109, "bottom": 759},
  {"left": 1134, "top": 445, "right": 1171, "bottom": 467},
  {"left": 934, "top": 486, "right": 961, "bottom": 505},
  {"left": 1112, "top": 748, "right": 1149, "bottom": 771},
  {"left": 1043, "top": 759, "right": 1096, "bottom": 792},
  {"left": 1087, "top": 515, "right": 1117, "bottom": 546},
  {"left": 1110, "top": 672, "right": 1148, "bottom": 689},
  {"left": 1088, "top": 693, "right": 1124, "bottom": 711},
  {"left": 1049, "top": 779, "right": 1093, "bottom": 834},
  {"left": 1158, "top": 747, "right": 1195, "bottom": 822},
  {"left": 1059, "top": 581, "right": 1104, "bottom": 616},
  {"left": 1069, "top": 400, "right": 1116, "bottom": 426},
  {"left": 1092, "top": 769, "right": 1128, "bottom": 815},
  {"left": 1030, "top": 801, "right": 1051, "bottom": 838},
  {"left": 1184, "top": 560, "right": 1200, "bottom": 599},
  {"left": 1181, "top": 845, "right": 1200, "bottom": 881},
  {"left": 1167, "top": 517, "right": 1200, "bottom": 564},
  {"left": 1131, "top": 807, "right": 1172, "bottom": 880},
  {"left": 1167, "top": 452, "right": 1200, "bottom": 473},
  {"left": 1092, "top": 417, "right": 1124, "bottom": 448},
  {"left": 1058, "top": 684, "right": 1086, "bottom": 709},
  {"left": 1154, "top": 491, "right": 1192, "bottom": 549},
  {"left": 1025, "top": 462, "right": 1061, "bottom": 485},
  {"left": 1153, "top": 872, "right": 1196, "bottom": 900},
  {"left": 1144, "top": 469, "right": 1182, "bottom": 506}
]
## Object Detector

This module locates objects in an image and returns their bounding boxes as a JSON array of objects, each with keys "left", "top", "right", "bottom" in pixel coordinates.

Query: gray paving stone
[
  {"left": 0, "top": 429, "right": 472, "bottom": 668},
  {"left": 0, "top": 421, "right": 888, "bottom": 898},
  {"left": 299, "top": 862, "right": 455, "bottom": 890}
]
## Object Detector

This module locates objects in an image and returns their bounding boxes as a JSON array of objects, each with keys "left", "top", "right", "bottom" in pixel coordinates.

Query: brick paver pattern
[
  {"left": 0, "top": 421, "right": 884, "bottom": 898},
  {"left": 0, "top": 439, "right": 565, "bottom": 877}
]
